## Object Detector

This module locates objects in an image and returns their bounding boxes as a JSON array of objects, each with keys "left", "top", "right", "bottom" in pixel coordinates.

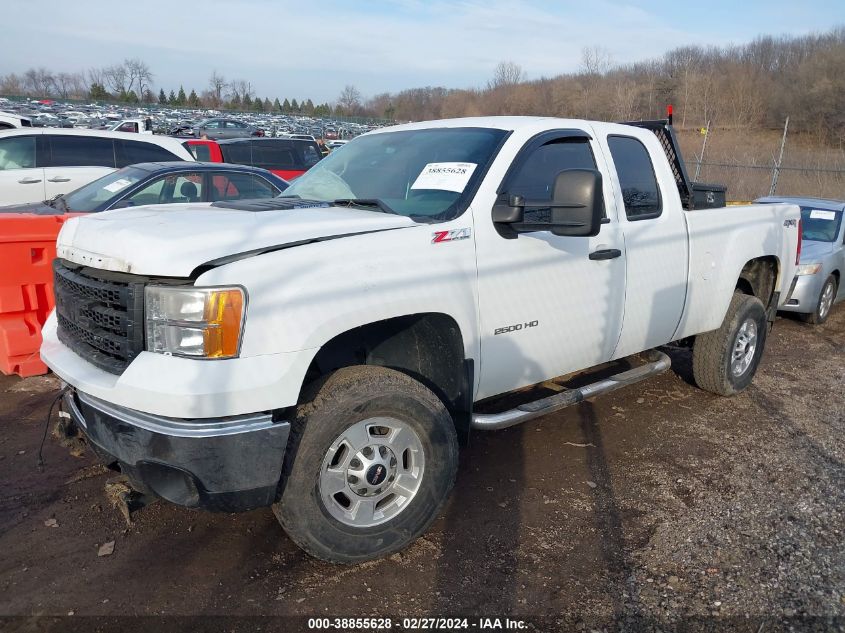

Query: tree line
[
  {"left": 352, "top": 27, "right": 845, "bottom": 145},
  {"left": 1, "top": 27, "right": 843, "bottom": 140},
  {"left": 0, "top": 62, "right": 337, "bottom": 117}
]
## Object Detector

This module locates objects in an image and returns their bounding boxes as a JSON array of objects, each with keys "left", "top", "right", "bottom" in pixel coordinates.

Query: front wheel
[
  {"left": 692, "top": 292, "right": 768, "bottom": 396},
  {"left": 800, "top": 275, "right": 837, "bottom": 325},
  {"left": 274, "top": 366, "right": 458, "bottom": 563}
]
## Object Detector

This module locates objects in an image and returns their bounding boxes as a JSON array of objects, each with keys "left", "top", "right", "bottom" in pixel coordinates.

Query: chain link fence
[{"left": 685, "top": 160, "right": 845, "bottom": 202}]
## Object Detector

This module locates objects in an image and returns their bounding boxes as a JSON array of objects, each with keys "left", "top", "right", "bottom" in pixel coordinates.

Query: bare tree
[
  {"left": 337, "top": 84, "right": 362, "bottom": 114},
  {"left": 0, "top": 72, "right": 24, "bottom": 95},
  {"left": 125, "top": 58, "right": 153, "bottom": 97},
  {"left": 580, "top": 46, "right": 613, "bottom": 76},
  {"left": 24, "top": 68, "right": 55, "bottom": 97},
  {"left": 87, "top": 67, "right": 107, "bottom": 88},
  {"left": 103, "top": 64, "right": 128, "bottom": 94},
  {"left": 488, "top": 61, "right": 525, "bottom": 89},
  {"left": 228, "top": 78, "right": 253, "bottom": 103},
  {"left": 208, "top": 71, "right": 227, "bottom": 106}
]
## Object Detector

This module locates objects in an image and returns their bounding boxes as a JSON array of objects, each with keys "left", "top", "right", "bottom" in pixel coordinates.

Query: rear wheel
[
  {"left": 800, "top": 275, "right": 837, "bottom": 325},
  {"left": 693, "top": 292, "right": 768, "bottom": 396},
  {"left": 274, "top": 365, "right": 458, "bottom": 563}
]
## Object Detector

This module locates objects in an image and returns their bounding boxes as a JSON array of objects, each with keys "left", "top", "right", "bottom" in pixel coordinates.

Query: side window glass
[
  {"left": 607, "top": 136, "right": 662, "bottom": 220},
  {"left": 186, "top": 143, "right": 210, "bottom": 161},
  {"left": 251, "top": 175, "right": 279, "bottom": 197},
  {"left": 49, "top": 136, "right": 115, "bottom": 168},
  {"left": 0, "top": 136, "right": 36, "bottom": 170},
  {"left": 219, "top": 143, "right": 252, "bottom": 166},
  {"left": 117, "top": 140, "right": 180, "bottom": 167},
  {"left": 211, "top": 172, "right": 272, "bottom": 201},
  {"left": 125, "top": 177, "right": 166, "bottom": 206},
  {"left": 508, "top": 138, "right": 597, "bottom": 224}
]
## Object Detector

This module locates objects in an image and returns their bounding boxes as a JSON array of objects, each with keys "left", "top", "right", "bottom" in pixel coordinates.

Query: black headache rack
[{"left": 621, "top": 118, "right": 726, "bottom": 210}]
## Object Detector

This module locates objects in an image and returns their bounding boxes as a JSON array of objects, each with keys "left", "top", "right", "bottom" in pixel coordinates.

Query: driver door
[{"left": 475, "top": 129, "right": 626, "bottom": 400}]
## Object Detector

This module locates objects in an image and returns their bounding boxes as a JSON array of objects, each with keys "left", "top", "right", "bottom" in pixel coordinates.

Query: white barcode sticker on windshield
[
  {"left": 411, "top": 162, "right": 477, "bottom": 193},
  {"left": 104, "top": 178, "right": 132, "bottom": 193},
  {"left": 809, "top": 209, "right": 836, "bottom": 221}
]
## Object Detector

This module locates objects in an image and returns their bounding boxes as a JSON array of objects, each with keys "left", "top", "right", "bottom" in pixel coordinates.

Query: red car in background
[{"left": 184, "top": 137, "right": 323, "bottom": 181}]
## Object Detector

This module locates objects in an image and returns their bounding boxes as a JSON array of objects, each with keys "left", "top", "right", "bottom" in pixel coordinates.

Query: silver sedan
[{"left": 756, "top": 197, "right": 844, "bottom": 324}]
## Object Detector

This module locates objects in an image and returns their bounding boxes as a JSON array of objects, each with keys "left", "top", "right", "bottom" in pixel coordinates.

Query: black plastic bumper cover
[{"left": 63, "top": 390, "right": 290, "bottom": 512}]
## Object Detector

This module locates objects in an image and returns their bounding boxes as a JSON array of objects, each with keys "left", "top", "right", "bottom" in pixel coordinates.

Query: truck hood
[
  {"left": 56, "top": 203, "right": 417, "bottom": 277},
  {"left": 800, "top": 239, "right": 837, "bottom": 263}
]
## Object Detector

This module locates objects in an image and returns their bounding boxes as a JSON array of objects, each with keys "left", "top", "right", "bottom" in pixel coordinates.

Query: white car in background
[
  {"left": 0, "top": 111, "right": 33, "bottom": 130},
  {"left": 0, "top": 128, "right": 194, "bottom": 205}
]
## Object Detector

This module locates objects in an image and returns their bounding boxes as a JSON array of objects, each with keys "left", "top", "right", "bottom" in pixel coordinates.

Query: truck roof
[{"left": 370, "top": 116, "right": 645, "bottom": 136}]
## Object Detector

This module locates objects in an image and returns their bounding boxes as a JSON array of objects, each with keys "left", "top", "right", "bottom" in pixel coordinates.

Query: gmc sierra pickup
[{"left": 41, "top": 116, "right": 801, "bottom": 563}]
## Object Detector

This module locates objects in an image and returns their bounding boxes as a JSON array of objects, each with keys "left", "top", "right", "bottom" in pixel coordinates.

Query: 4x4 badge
[{"left": 432, "top": 228, "right": 471, "bottom": 243}]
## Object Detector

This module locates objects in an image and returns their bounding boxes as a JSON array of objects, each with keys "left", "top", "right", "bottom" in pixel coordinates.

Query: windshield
[
  {"left": 800, "top": 206, "right": 843, "bottom": 243},
  {"left": 63, "top": 167, "right": 148, "bottom": 211},
  {"left": 281, "top": 127, "right": 508, "bottom": 220}
]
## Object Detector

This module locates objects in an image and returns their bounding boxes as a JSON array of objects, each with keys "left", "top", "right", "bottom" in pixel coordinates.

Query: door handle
[
  {"left": 589, "top": 248, "right": 622, "bottom": 261},
  {"left": 18, "top": 177, "right": 42, "bottom": 184},
  {"left": 47, "top": 177, "right": 71, "bottom": 183}
]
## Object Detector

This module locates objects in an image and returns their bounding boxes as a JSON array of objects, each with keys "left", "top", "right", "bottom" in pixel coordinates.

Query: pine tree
[
  {"left": 158, "top": 88, "right": 167, "bottom": 105},
  {"left": 263, "top": 97, "right": 271, "bottom": 111},
  {"left": 253, "top": 97, "right": 263, "bottom": 112},
  {"left": 168, "top": 90, "right": 177, "bottom": 105},
  {"left": 242, "top": 94, "right": 252, "bottom": 109},
  {"left": 176, "top": 85, "right": 187, "bottom": 106},
  {"left": 304, "top": 98, "right": 314, "bottom": 115},
  {"left": 188, "top": 89, "right": 200, "bottom": 107},
  {"left": 89, "top": 83, "right": 108, "bottom": 101},
  {"left": 282, "top": 98, "right": 291, "bottom": 111},
  {"left": 273, "top": 97, "right": 282, "bottom": 112},
  {"left": 291, "top": 98, "right": 299, "bottom": 112},
  {"left": 230, "top": 94, "right": 241, "bottom": 109},
  {"left": 125, "top": 90, "right": 139, "bottom": 103}
]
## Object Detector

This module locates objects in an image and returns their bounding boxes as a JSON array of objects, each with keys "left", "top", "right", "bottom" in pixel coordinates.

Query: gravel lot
[{"left": 0, "top": 310, "right": 842, "bottom": 632}]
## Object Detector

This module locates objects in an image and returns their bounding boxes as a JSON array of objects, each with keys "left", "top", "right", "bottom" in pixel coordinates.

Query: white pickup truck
[{"left": 42, "top": 116, "right": 801, "bottom": 563}]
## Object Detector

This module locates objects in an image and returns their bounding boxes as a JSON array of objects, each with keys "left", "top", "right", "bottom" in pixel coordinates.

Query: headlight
[
  {"left": 796, "top": 263, "right": 822, "bottom": 276},
  {"left": 145, "top": 286, "right": 245, "bottom": 359}
]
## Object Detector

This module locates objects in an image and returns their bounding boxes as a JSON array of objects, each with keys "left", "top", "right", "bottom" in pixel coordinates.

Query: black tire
[
  {"left": 692, "top": 292, "right": 768, "bottom": 396},
  {"left": 799, "top": 275, "right": 837, "bottom": 325},
  {"left": 273, "top": 365, "right": 458, "bottom": 563}
]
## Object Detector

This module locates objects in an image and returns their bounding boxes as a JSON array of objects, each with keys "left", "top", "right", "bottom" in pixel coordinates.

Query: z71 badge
[{"left": 432, "top": 228, "right": 471, "bottom": 243}]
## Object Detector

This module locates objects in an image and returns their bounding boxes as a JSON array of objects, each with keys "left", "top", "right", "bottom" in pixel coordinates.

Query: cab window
[
  {"left": 607, "top": 136, "right": 662, "bottom": 220},
  {"left": 507, "top": 137, "right": 597, "bottom": 224}
]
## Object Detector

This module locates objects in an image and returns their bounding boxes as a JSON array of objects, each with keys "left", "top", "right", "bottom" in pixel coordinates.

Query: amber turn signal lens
[{"left": 202, "top": 289, "right": 244, "bottom": 358}]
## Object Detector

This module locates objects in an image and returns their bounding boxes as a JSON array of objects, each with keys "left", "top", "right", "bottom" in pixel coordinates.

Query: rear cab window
[
  {"left": 220, "top": 140, "right": 322, "bottom": 171},
  {"left": 607, "top": 136, "right": 662, "bottom": 220}
]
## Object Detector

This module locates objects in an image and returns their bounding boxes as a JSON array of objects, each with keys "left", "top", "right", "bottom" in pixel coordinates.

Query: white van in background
[
  {"left": 0, "top": 111, "right": 33, "bottom": 130},
  {"left": 0, "top": 128, "right": 194, "bottom": 205}
]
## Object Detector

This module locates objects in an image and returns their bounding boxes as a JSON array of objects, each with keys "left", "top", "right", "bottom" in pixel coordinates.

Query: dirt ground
[{"left": 0, "top": 310, "right": 843, "bottom": 633}]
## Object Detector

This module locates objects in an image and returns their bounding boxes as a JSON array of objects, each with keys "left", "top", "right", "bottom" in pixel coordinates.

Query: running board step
[{"left": 471, "top": 350, "right": 671, "bottom": 431}]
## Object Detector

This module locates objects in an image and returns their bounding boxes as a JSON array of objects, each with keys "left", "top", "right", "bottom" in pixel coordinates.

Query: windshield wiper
[
  {"left": 44, "top": 194, "right": 67, "bottom": 213},
  {"left": 333, "top": 198, "right": 397, "bottom": 215}
]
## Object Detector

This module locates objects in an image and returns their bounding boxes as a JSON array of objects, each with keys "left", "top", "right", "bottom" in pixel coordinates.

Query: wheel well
[
  {"left": 301, "top": 313, "right": 470, "bottom": 421},
  {"left": 737, "top": 256, "right": 778, "bottom": 306},
  {"left": 831, "top": 270, "right": 840, "bottom": 285}
]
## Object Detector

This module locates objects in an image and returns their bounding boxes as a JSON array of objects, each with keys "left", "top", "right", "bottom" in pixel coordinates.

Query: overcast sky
[{"left": 3, "top": 0, "right": 844, "bottom": 103}]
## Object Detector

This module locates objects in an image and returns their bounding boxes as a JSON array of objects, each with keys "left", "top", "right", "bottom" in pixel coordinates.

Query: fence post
[
  {"left": 693, "top": 120, "right": 711, "bottom": 183},
  {"left": 769, "top": 116, "right": 789, "bottom": 196}
]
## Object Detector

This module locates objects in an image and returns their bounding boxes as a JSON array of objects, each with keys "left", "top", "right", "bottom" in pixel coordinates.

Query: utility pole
[
  {"left": 693, "top": 120, "right": 711, "bottom": 183},
  {"left": 769, "top": 116, "right": 789, "bottom": 196}
]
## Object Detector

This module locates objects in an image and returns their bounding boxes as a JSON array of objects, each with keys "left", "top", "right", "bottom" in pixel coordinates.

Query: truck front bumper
[{"left": 63, "top": 389, "right": 290, "bottom": 512}]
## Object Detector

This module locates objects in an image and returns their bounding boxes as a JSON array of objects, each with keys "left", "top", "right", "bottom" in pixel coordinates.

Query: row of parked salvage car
[{"left": 0, "top": 126, "right": 325, "bottom": 376}]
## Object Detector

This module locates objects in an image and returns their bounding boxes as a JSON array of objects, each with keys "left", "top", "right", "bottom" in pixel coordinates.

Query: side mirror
[{"left": 493, "top": 169, "right": 604, "bottom": 238}]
